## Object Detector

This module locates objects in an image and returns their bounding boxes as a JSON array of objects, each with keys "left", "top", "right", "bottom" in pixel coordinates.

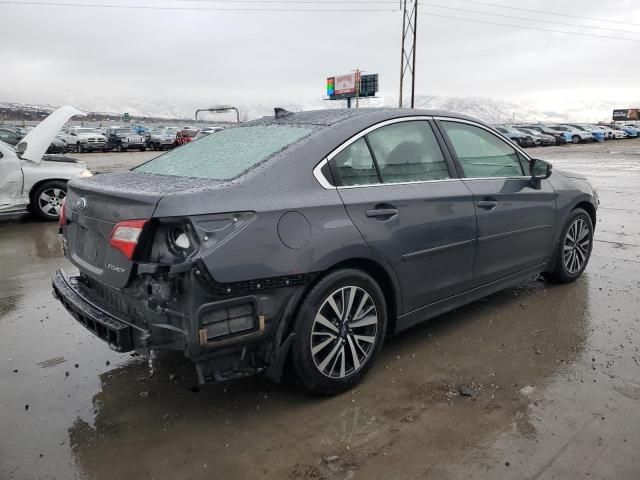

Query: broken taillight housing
[{"left": 109, "top": 219, "right": 148, "bottom": 260}]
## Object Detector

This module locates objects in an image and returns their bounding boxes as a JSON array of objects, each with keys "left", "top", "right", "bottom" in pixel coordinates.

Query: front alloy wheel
[
  {"left": 290, "top": 269, "right": 387, "bottom": 395},
  {"left": 310, "top": 286, "right": 378, "bottom": 379},
  {"left": 543, "top": 208, "right": 593, "bottom": 283},
  {"left": 563, "top": 217, "right": 590, "bottom": 274}
]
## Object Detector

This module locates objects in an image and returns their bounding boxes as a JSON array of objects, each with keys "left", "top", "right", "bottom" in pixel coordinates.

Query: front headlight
[{"left": 78, "top": 170, "right": 93, "bottom": 178}]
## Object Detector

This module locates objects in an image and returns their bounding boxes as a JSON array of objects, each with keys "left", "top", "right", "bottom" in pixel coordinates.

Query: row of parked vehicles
[
  {"left": 0, "top": 124, "right": 225, "bottom": 154},
  {"left": 494, "top": 122, "right": 640, "bottom": 147}
]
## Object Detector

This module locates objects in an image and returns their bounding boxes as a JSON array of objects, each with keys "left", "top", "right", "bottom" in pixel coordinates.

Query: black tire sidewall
[
  {"left": 554, "top": 209, "right": 594, "bottom": 282},
  {"left": 291, "top": 269, "right": 387, "bottom": 395}
]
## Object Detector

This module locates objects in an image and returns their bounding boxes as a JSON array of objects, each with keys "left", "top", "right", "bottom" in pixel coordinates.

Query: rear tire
[
  {"left": 31, "top": 180, "right": 67, "bottom": 221},
  {"left": 290, "top": 269, "right": 387, "bottom": 396},
  {"left": 543, "top": 208, "right": 593, "bottom": 283},
  {"left": 572, "top": 135, "right": 580, "bottom": 144}
]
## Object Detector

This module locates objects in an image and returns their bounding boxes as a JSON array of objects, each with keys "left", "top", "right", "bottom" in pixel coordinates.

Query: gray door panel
[
  {"left": 463, "top": 178, "right": 557, "bottom": 284},
  {"left": 338, "top": 181, "right": 477, "bottom": 313}
]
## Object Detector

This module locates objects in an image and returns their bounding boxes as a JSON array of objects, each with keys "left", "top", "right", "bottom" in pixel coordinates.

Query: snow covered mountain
[{"left": 0, "top": 95, "right": 621, "bottom": 124}]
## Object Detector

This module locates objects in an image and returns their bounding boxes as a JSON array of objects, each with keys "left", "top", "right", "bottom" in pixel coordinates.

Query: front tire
[
  {"left": 32, "top": 180, "right": 67, "bottom": 221},
  {"left": 544, "top": 208, "right": 593, "bottom": 283},
  {"left": 572, "top": 135, "right": 580, "bottom": 144},
  {"left": 290, "top": 269, "right": 387, "bottom": 395}
]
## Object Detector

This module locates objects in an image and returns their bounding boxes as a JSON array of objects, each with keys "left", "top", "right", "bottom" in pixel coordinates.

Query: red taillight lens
[
  {"left": 109, "top": 219, "right": 148, "bottom": 260},
  {"left": 58, "top": 198, "right": 67, "bottom": 227},
  {"left": 58, "top": 198, "right": 67, "bottom": 234}
]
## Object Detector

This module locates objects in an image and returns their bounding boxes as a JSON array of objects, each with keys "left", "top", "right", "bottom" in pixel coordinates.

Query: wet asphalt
[{"left": 1, "top": 141, "right": 639, "bottom": 480}]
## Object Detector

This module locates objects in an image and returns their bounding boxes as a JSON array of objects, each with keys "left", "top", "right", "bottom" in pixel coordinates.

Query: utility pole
[
  {"left": 399, "top": 0, "right": 418, "bottom": 108},
  {"left": 355, "top": 69, "right": 360, "bottom": 109}
]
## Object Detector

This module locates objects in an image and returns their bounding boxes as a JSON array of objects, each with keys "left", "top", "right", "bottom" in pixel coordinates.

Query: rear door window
[
  {"left": 367, "top": 121, "right": 450, "bottom": 183},
  {"left": 135, "top": 125, "right": 311, "bottom": 180},
  {"left": 440, "top": 121, "right": 525, "bottom": 178},
  {"left": 333, "top": 137, "right": 380, "bottom": 186}
]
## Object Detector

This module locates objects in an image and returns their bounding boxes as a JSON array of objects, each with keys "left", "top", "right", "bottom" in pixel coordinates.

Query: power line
[
  {"left": 452, "top": 0, "right": 640, "bottom": 27},
  {"left": 0, "top": 1, "right": 398, "bottom": 11},
  {"left": 419, "top": 11, "right": 640, "bottom": 43},
  {"left": 420, "top": 2, "right": 640, "bottom": 36},
  {"left": 174, "top": 0, "right": 397, "bottom": 3}
]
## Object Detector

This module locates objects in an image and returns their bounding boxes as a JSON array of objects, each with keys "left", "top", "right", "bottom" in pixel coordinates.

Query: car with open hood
[
  {"left": 1, "top": 106, "right": 93, "bottom": 220},
  {"left": 53, "top": 108, "right": 598, "bottom": 395}
]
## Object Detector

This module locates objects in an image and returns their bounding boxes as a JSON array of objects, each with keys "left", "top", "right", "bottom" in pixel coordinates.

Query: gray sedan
[{"left": 53, "top": 108, "right": 598, "bottom": 395}]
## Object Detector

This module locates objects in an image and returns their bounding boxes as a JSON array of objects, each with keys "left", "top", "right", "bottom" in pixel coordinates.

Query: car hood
[
  {"left": 16, "top": 105, "right": 85, "bottom": 163},
  {"left": 77, "top": 132, "right": 106, "bottom": 139},
  {"left": 555, "top": 168, "right": 588, "bottom": 181}
]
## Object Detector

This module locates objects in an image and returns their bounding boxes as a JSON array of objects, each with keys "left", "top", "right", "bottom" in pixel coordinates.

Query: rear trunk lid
[{"left": 64, "top": 172, "right": 200, "bottom": 288}]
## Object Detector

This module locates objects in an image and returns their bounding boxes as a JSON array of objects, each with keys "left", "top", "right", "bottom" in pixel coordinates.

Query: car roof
[{"left": 246, "top": 107, "right": 486, "bottom": 128}]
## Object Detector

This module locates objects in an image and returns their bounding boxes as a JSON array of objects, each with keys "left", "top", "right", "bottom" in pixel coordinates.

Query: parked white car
[
  {"left": 594, "top": 125, "right": 626, "bottom": 139},
  {"left": 59, "top": 126, "right": 108, "bottom": 153},
  {"left": 0, "top": 106, "right": 93, "bottom": 220}
]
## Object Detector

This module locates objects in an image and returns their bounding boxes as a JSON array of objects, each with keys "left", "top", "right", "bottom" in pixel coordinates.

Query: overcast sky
[{"left": 2, "top": 0, "right": 640, "bottom": 120}]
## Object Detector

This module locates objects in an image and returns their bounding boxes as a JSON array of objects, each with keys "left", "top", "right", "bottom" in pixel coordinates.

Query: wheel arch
[
  {"left": 573, "top": 200, "right": 596, "bottom": 228},
  {"left": 266, "top": 255, "right": 402, "bottom": 382}
]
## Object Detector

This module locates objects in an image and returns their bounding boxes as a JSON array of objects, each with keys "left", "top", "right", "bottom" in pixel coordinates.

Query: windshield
[
  {"left": 135, "top": 125, "right": 311, "bottom": 180},
  {"left": 115, "top": 128, "right": 132, "bottom": 134},
  {"left": 77, "top": 128, "right": 101, "bottom": 134}
]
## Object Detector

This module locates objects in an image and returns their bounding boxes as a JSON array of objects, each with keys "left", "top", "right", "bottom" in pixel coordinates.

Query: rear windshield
[{"left": 135, "top": 125, "right": 311, "bottom": 180}]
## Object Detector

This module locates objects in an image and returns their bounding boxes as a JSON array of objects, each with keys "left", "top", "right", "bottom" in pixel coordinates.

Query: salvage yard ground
[{"left": 1, "top": 140, "right": 639, "bottom": 479}]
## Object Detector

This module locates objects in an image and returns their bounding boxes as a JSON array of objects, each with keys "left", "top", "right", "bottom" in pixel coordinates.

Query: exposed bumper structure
[{"left": 52, "top": 269, "right": 141, "bottom": 352}]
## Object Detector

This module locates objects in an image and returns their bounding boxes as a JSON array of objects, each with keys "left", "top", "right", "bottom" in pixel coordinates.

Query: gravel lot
[{"left": 1, "top": 140, "right": 639, "bottom": 480}]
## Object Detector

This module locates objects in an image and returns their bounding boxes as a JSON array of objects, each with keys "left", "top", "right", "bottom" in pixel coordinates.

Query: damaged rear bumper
[{"left": 52, "top": 269, "right": 146, "bottom": 352}]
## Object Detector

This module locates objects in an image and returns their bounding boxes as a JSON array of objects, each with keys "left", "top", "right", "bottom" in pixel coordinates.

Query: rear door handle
[
  {"left": 366, "top": 208, "right": 398, "bottom": 219},
  {"left": 476, "top": 200, "right": 498, "bottom": 210}
]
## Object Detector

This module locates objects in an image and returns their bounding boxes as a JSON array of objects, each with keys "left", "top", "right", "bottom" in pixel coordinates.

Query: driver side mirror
[{"left": 530, "top": 158, "right": 552, "bottom": 180}]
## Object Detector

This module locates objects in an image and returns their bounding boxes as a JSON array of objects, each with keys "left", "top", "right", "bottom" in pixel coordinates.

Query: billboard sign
[
  {"left": 334, "top": 73, "right": 359, "bottom": 95},
  {"left": 326, "top": 73, "right": 378, "bottom": 101},
  {"left": 326, "top": 77, "right": 335, "bottom": 96},
  {"left": 613, "top": 109, "right": 639, "bottom": 121}
]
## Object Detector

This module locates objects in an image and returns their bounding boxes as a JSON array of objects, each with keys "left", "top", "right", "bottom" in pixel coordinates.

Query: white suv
[{"left": 59, "top": 126, "right": 108, "bottom": 153}]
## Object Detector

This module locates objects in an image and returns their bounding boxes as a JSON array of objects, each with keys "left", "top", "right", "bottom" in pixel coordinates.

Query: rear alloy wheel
[
  {"left": 32, "top": 180, "right": 67, "bottom": 221},
  {"left": 544, "top": 208, "right": 593, "bottom": 283},
  {"left": 572, "top": 135, "right": 581, "bottom": 144},
  {"left": 291, "top": 269, "right": 387, "bottom": 395}
]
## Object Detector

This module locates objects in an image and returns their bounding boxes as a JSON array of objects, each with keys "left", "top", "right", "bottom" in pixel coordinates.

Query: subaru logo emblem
[{"left": 75, "top": 197, "right": 87, "bottom": 211}]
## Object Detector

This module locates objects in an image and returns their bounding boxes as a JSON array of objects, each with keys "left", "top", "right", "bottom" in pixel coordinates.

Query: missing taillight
[
  {"left": 109, "top": 219, "right": 148, "bottom": 260},
  {"left": 167, "top": 227, "right": 195, "bottom": 258}
]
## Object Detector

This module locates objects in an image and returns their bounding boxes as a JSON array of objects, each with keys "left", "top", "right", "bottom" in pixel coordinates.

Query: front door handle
[
  {"left": 366, "top": 208, "right": 398, "bottom": 219},
  {"left": 476, "top": 200, "right": 498, "bottom": 210}
]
